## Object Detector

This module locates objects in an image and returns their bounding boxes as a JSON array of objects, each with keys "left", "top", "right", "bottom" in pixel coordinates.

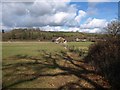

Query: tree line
[{"left": 2, "top": 28, "right": 105, "bottom": 42}]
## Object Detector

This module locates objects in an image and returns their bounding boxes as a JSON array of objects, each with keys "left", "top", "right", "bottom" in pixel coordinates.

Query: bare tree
[{"left": 105, "top": 20, "right": 120, "bottom": 37}]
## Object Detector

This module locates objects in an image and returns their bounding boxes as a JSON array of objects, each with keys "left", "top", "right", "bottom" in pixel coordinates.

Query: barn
[{"left": 55, "top": 37, "right": 67, "bottom": 44}]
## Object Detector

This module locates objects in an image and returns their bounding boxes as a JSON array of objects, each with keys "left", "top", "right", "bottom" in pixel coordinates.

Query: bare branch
[{"left": 105, "top": 20, "right": 120, "bottom": 37}]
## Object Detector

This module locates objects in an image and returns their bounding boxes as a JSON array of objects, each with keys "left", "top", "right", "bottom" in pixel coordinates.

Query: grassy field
[
  {"left": 2, "top": 42, "right": 92, "bottom": 59},
  {"left": 2, "top": 41, "right": 110, "bottom": 89}
]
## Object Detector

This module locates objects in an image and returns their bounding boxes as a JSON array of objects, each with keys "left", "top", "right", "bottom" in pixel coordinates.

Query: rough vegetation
[
  {"left": 85, "top": 38, "right": 120, "bottom": 89},
  {"left": 85, "top": 20, "right": 120, "bottom": 89}
]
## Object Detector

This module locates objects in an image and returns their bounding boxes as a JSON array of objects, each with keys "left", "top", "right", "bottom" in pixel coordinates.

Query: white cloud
[
  {"left": 1, "top": 23, "right": 13, "bottom": 31},
  {"left": 0, "top": 3, "right": 2, "bottom": 30},
  {"left": 79, "top": 18, "right": 108, "bottom": 33},
  {"left": 1, "top": 0, "right": 111, "bottom": 33},
  {"left": 29, "top": 0, "right": 53, "bottom": 16},
  {"left": 41, "top": 25, "right": 80, "bottom": 32},
  {"left": 79, "top": 28, "right": 103, "bottom": 33},
  {"left": 40, "top": 25, "right": 103, "bottom": 33},
  {"left": 81, "top": 18, "right": 108, "bottom": 29},
  {"left": 1, "top": 0, "right": 119, "bottom": 2},
  {"left": 88, "top": 0, "right": 110, "bottom": 2},
  {"left": 2, "top": 0, "right": 87, "bottom": 28},
  {"left": 53, "top": 12, "right": 70, "bottom": 24},
  {"left": 75, "top": 10, "right": 87, "bottom": 23}
]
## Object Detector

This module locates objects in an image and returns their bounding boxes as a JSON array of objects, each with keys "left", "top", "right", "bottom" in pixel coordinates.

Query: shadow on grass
[{"left": 2, "top": 50, "right": 109, "bottom": 89}]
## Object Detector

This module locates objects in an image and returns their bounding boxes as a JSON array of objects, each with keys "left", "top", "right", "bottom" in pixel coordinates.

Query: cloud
[
  {"left": 79, "top": 18, "right": 108, "bottom": 33},
  {"left": 0, "top": 3, "right": 2, "bottom": 27},
  {"left": 41, "top": 25, "right": 80, "bottom": 32},
  {"left": 81, "top": 18, "right": 108, "bottom": 29},
  {"left": 53, "top": 12, "right": 70, "bottom": 24},
  {"left": 0, "top": 23, "right": 13, "bottom": 31},
  {"left": 1, "top": 0, "right": 112, "bottom": 33},
  {"left": 88, "top": 0, "right": 110, "bottom": 2},
  {"left": 75, "top": 10, "right": 87, "bottom": 23},
  {"left": 1, "top": 0, "right": 119, "bottom": 2},
  {"left": 80, "top": 28, "right": 103, "bottom": 33},
  {"left": 2, "top": 0, "right": 87, "bottom": 28},
  {"left": 40, "top": 25, "right": 104, "bottom": 33}
]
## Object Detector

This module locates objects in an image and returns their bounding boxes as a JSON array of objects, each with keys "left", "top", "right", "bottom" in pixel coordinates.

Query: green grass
[
  {"left": 2, "top": 42, "right": 64, "bottom": 59},
  {"left": 68, "top": 42, "right": 93, "bottom": 49},
  {"left": 2, "top": 42, "right": 92, "bottom": 59},
  {"left": 2, "top": 41, "right": 93, "bottom": 88}
]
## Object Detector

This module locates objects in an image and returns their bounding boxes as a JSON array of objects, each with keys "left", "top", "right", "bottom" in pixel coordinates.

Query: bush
[
  {"left": 68, "top": 45, "right": 86, "bottom": 57},
  {"left": 85, "top": 38, "right": 120, "bottom": 89}
]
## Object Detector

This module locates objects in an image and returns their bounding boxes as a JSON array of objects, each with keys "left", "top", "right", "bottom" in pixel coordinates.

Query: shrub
[
  {"left": 85, "top": 38, "right": 120, "bottom": 89},
  {"left": 68, "top": 45, "right": 86, "bottom": 57}
]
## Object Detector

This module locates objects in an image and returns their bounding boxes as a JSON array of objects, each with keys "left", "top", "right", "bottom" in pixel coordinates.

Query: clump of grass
[
  {"left": 68, "top": 45, "right": 87, "bottom": 57},
  {"left": 14, "top": 54, "right": 29, "bottom": 59}
]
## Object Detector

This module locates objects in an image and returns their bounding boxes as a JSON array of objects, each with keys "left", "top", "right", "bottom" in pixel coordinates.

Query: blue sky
[
  {"left": 1, "top": 0, "right": 119, "bottom": 33},
  {"left": 70, "top": 2, "right": 118, "bottom": 23}
]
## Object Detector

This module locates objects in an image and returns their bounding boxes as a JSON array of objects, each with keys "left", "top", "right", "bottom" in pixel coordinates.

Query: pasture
[{"left": 2, "top": 42, "right": 110, "bottom": 89}]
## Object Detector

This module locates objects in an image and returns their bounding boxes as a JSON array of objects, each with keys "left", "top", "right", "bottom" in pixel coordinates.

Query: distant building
[
  {"left": 76, "top": 38, "right": 79, "bottom": 42},
  {"left": 55, "top": 37, "right": 67, "bottom": 44},
  {"left": 82, "top": 39, "right": 87, "bottom": 42},
  {"left": 75, "top": 38, "right": 87, "bottom": 42}
]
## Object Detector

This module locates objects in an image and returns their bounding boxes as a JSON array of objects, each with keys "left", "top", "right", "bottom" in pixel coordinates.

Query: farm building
[
  {"left": 52, "top": 37, "right": 67, "bottom": 44},
  {"left": 75, "top": 38, "right": 87, "bottom": 42},
  {"left": 55, "top": 37, "right": 67, "bottom": 44}
]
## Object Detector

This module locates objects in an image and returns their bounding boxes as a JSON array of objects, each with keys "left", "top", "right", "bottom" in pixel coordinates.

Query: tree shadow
[{"left": 2, "top": 50, "right": 110, "bottom": 89}]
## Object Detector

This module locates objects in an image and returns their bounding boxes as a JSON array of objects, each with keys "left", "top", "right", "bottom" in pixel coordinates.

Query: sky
[{"left": 0, "top": 0, "right": 119, "bottom": 33}]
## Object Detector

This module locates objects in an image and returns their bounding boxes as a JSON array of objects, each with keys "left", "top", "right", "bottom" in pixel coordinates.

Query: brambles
[
  {"left": 85, "top": 20, "right": 120, "bottom": 89},
  {"left": 85, "top": 38, "right": 120, "bottom": 89}
]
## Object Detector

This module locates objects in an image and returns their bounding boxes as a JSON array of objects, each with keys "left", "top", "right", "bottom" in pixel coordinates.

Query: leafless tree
[{"left": 105, "top": 20, "right": 120, "bottom": 37}]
